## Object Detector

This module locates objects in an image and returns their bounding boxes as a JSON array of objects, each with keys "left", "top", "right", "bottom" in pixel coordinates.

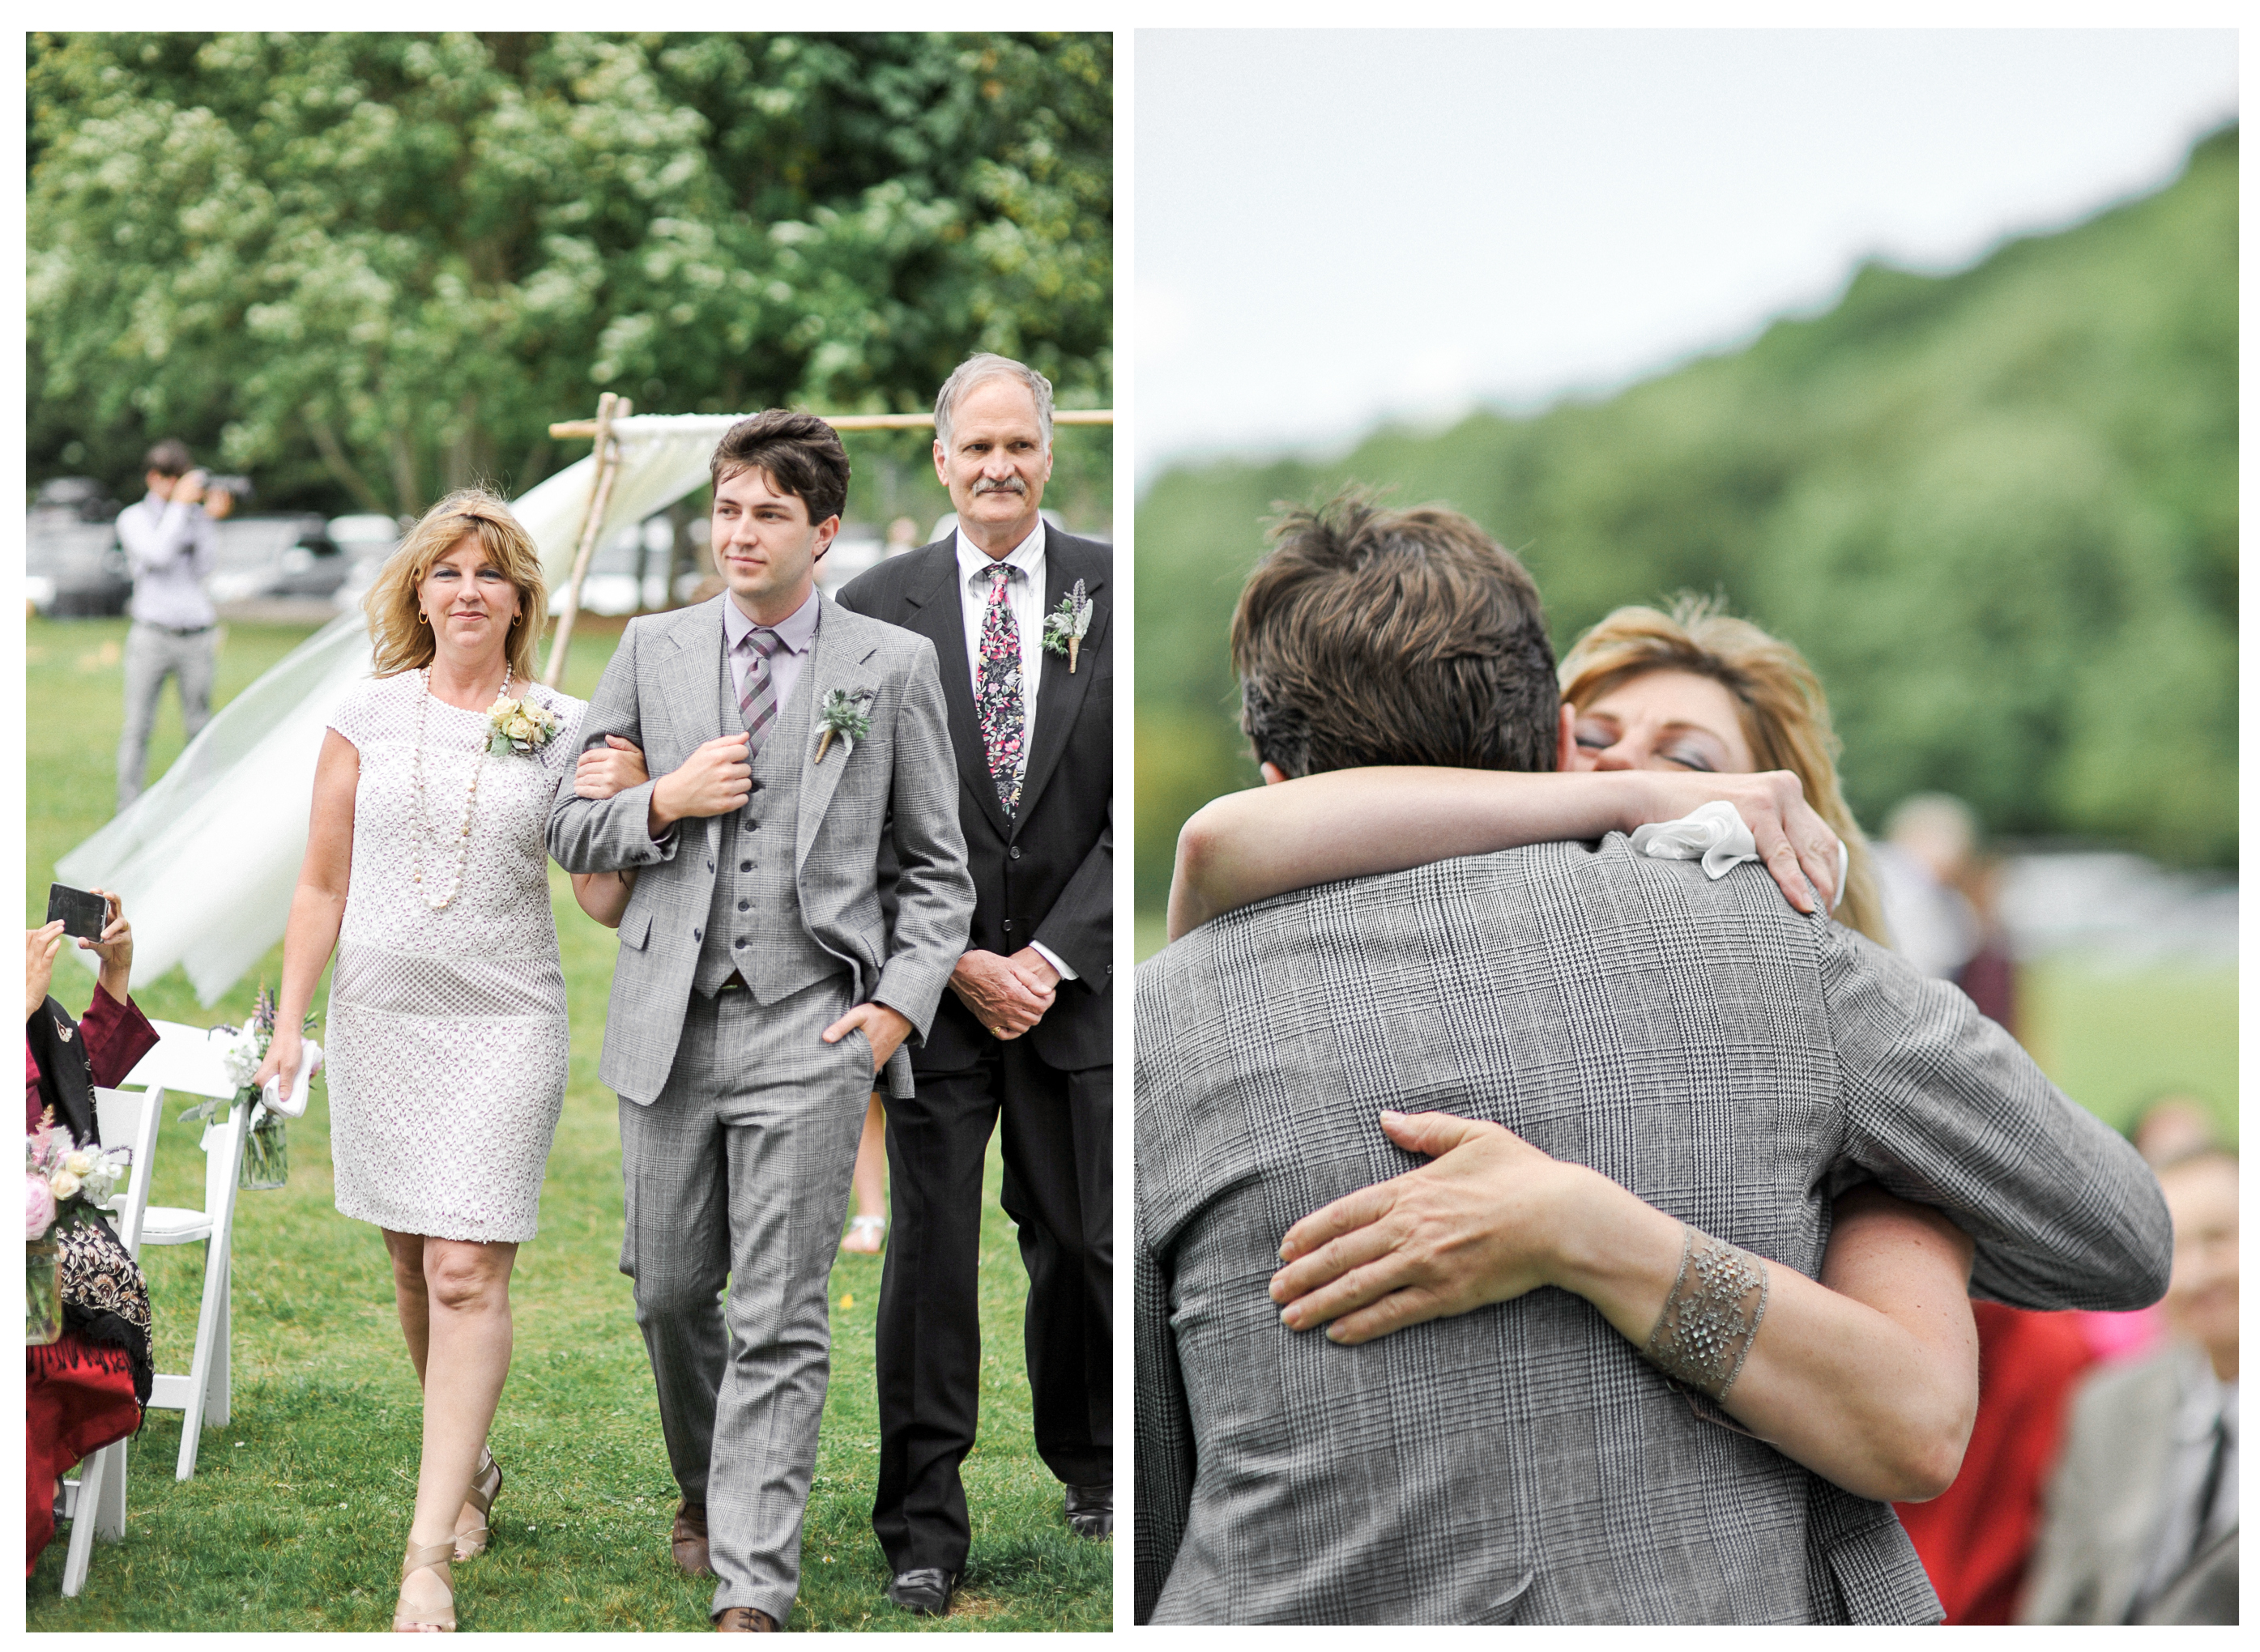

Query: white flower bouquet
[
  {"left": 487, "top": 693, "right": 561, "bottom": 757},
  {"left": 26, "top": 1109, "right": 132, "bottom": 1244}
]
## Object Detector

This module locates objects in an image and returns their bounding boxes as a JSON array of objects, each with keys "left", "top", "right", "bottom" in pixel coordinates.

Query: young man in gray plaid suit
[
  {"left": 1134, "top": 493, "right": 2172, "bottom": 1625},
  {"left": 549, "top": 411, "right": 973, "bottom": 1632}
]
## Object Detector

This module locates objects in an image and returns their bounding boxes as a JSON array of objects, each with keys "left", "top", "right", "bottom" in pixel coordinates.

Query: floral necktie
[{"left": 974, "top": 564, "right": 1026, "bottom": 817}]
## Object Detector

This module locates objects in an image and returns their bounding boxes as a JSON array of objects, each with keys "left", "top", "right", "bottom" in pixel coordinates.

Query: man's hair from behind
[
  {"left": 143, "top": 439, "right": 193, "bottom": 478},
  {"left": 1231, "top": 488, "right": 1559, "bottom": 778},
  {"left": 708, "top": 410, "right": 851, "bottom": 527}
]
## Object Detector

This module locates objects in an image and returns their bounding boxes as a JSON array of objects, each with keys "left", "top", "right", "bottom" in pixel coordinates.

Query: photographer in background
[{"left": 113, "top": 438, "right": 221, "bottom": 813}]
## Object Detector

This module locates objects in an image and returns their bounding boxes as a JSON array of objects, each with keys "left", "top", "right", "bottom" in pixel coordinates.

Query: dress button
[
  {"left": 706, "top": 859, "right": 714, "bottom": 871},
  {"left": 747, "top": 820, "right": 760, "bottom": 832},
  {"left": 693, "top": 928, "right": 702, "bottom": 941},
  {"left": 737, "top": 900, "right": 749, "bottom": 912},
  {"left": 740, "top": 861, "right": 753, "bottom": 872},
  {"left": 1010, "top": 845, "right": 1022, "bottom": 861},
  {"left": 748, "top": 779, "right": 764, "bottom": 792},
  {"left": 735, "top": 936, "right": 748, "bottom": 948}
]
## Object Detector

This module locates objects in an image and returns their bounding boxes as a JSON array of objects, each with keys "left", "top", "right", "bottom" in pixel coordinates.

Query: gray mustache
[{"left": 974, "top": 478, "right": 1026, "bottom": 495}]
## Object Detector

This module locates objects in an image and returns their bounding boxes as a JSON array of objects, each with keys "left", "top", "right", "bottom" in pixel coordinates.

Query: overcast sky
[{"left": 1135, "top": 29, "right": 2238, "bottom": 478}]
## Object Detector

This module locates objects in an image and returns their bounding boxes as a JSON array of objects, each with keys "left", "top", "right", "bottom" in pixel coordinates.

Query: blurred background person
[
  {"left": 2022, "top": 1145, "right": 2237, "bottom": 1624},
  {"left": 113, "top": 438, "right": 220, "bottom": 813}
]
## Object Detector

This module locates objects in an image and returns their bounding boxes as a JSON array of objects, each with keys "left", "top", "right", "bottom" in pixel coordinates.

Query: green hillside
[{"left": 1136, "top": 125, "right": 2237, "bottom": 918}]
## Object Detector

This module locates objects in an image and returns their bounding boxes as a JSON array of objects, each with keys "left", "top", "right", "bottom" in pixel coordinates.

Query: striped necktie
[
  {"left": 974, "top": 563, "right": 1026, "bottom": 818},
  {"left": 736, "top": 625, "right": 782, "bottom": 753}
]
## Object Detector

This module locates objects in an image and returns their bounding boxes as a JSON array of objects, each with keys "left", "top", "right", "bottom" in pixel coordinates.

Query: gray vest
[{"left": 692, "top": 637, "right": 847, "bottom": 1003}]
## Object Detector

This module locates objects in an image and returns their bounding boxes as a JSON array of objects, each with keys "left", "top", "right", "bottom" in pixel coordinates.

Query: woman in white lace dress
[{"left": 258, "top": 490, "right": 639, "bottom": 1631}]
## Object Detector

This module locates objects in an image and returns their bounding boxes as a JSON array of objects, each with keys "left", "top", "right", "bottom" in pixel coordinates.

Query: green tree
[
  {"left": 28, "top": 31, "right": 1111, "bottom": 516},
  {"left": 1136, "top": 126, "right": 2236, "bottom": 912}
]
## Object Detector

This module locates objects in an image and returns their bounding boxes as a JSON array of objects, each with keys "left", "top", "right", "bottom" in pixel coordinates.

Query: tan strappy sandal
[
  {"left": 454, "top": 1447, "right": 504, "bottom": 1560},
  {"left": 394, "top": 1538, "right": 457, "bottom": 1633}
]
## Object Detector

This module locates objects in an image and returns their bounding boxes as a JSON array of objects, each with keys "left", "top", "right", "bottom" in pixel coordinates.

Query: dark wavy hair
[
  {"left": 1230, "top": 488, "right": 1559, "bottom": 777},
  {"left": 708, "top": 409, "right": 851, "bottom": 526}
]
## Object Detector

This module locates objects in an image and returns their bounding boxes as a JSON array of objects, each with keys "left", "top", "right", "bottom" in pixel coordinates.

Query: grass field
[{"left": 26, "top": 615, "right": 1109, "bottom": 1631}]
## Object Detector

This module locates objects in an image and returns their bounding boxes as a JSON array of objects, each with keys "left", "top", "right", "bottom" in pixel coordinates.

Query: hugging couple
[{"left": 1135, "top": 491, "right": 2172, "bottom": 1624}]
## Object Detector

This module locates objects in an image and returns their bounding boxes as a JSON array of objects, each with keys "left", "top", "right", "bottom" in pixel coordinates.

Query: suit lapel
[
  {"left": 1015, "top": 534, "right": 1107, "bottom": 826},
  {"left": 899, "top": 543, "right": 1014, "bottom": 841},
  {"left": 658, "top": 596, "right": 734, "bottom": 744},
  {"left": 794, "top": 597, "right": 884, "bottom": 873}
]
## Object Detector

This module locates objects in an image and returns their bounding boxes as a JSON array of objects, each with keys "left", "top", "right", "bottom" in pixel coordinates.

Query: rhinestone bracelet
[{"left": 1640, "top": 1224, "right": 1771, "bottom": 1400}]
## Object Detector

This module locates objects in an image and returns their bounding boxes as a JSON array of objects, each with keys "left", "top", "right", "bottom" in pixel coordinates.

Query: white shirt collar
[
  {"left": 721, "top": 585, "right": 821, "bottom": 653},
  {"left": 953, "top": 517, "right": 1046, "bottom": 588}
]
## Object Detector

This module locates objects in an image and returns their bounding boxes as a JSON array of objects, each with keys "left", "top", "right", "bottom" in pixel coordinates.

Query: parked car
[
  {"left": 26, "top": 517, "right": 130, "bottom": 616},
  {"left": 328, "top": 513, "right": 405, "bottom": 615},
  {"left": 207, "top": 513, "right": 348, "bottom": 604}
]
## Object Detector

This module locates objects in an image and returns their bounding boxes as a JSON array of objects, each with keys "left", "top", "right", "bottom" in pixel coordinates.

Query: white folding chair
[
  {"left": 55, "top": 1022, "right": 247, "bottom": 1595},
  {"left": 117, "top": 1021, "right": 248, "bottom": 1475},
  {"left": 55, "top": 1084, "right": 164, "bottom": 1596}
]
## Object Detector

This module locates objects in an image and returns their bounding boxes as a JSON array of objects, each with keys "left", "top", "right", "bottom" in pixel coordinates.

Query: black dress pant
[{"left": 871, "top": 1038, "right": 1111, "bottom": 1573}]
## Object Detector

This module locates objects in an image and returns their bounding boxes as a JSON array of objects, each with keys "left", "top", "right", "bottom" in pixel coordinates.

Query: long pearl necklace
[{"left": 409, "top": 666, "right": 510, "bottom": 911}]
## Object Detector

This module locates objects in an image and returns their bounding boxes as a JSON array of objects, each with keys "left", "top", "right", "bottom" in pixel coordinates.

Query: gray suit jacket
[
  {"left": 547, "top": 593, "right": 973, "bottom": 1104},
  {"left": 2022, "top": 1343, "right": 2238, "bottom": 1624},
  {"left": 1135, "top": 838, "right": 2173, "bottom": 1625}
]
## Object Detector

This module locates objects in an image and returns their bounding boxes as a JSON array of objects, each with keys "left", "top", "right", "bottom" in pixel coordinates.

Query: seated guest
[
  {"left": 2023, "top": 1146, "right": 2239, "bottom": 1625},
  {"left": 25, "top": 892, "right": 159, "bottom": 1573}
]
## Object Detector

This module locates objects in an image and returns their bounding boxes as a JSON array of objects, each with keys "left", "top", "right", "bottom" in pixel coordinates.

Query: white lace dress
[{"left": 323, "top": 671, "right": 586, "bottom": 1243}]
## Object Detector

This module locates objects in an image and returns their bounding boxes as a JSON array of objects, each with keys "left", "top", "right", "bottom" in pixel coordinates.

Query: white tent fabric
[{"left": 58, "top": 415, "right": 749, "bottom": 1004}]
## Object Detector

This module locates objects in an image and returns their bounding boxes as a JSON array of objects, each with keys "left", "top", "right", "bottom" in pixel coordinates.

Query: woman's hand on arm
[
  {"left": 1270, "top": 1113, "right": 1978, "bottom": 1504},
  {"left": 574, "top": 736, "right": 649, "bottom": 802},
  {"left": 81, "top": 888, "right": 134, "bottom": 1004},
  {"left": 253, "top": 729, "right": 358, "bottom": 1092},
  {"left": 1166, "top": 767, "right": 1843, "bottom": 942}
]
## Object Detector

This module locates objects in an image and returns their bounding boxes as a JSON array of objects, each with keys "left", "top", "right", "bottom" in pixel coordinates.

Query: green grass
[{"left": 27, "top": 615, "right": 1109, "bottom": 1630}]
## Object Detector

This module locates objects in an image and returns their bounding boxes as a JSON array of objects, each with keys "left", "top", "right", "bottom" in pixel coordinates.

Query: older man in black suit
[{"left": 837, "top": 354, "right": 1112, "bottom": 1616}]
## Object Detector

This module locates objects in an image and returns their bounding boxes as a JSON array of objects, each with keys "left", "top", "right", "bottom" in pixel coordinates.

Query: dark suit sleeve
[
  {"left": 1031, "top": 797, "right": 1111, "bottom": 985},
  {"left": 871, "top": 640, "right": 974, "bottom": 1037},
  {"left": 546, "top": 620, "right": 677, "bottom": 874},
  {"left": 1134, "top": 1200, "right": 1193, "bottom": 1624},
  {"left": 1819, "top": 922, "right": 2171, "bottom": 1311}
]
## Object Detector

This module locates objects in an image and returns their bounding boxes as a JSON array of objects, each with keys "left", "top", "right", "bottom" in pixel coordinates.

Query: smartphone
[{"left": 46, "top": 883, "right": 109, "bottom": 943}]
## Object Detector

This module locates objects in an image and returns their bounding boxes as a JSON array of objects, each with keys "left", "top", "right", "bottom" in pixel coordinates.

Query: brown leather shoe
[
  {"left": 672, "top": 1501, "right": 714, "bottom": 1578},
  {"left": 713, "top": 1607, "right": 778, "bottom": 1632}
]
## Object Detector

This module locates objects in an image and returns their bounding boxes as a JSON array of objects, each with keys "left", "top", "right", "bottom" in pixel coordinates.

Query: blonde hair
[
  {"left": 366, "top": 490, "right": 548, "bottom": 683},
  {"left": 1560, "top": 595, "right": 1888, "bottom": 947}
]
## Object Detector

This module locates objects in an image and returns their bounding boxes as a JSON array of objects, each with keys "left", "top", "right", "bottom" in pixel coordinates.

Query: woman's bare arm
[
  {"left": 570, "top": 871, "right": 634, "bottom": 929},
  {"left": 1168, "top": 768, "right": 1841, "bottom": 941},
  {"left": 253, "top": 729, "right": 358, "bottom": 1091},
  {"left": 1271, "top": 1112, "right": 1979, "bottom": 1504},
  {"left": 565, "top": 735, "right": 648, "bottom": 928}
]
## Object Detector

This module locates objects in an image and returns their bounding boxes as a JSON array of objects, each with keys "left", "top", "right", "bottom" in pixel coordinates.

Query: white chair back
[{"left": 91, "top": 1085, "right": 164, "bottom": 1257}]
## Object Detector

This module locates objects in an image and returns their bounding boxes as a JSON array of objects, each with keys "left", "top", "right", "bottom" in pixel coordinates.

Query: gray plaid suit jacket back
[
  {"left": 1134, "top": 837, "right": 2172, "bottom": 1625},
  {"left": 548, "top": 593, "right": 972, "bottom": 1104}
]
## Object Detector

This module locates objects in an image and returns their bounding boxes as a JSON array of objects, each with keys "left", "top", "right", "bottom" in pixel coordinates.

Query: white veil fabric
[{"left": 58, "top": 415, "right": 749, "bottom": 1004}]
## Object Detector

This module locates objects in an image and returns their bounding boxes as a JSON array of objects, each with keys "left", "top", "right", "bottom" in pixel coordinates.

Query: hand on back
[{"left": 1643, "top": 769, "right": 1844, "bottom": 915}]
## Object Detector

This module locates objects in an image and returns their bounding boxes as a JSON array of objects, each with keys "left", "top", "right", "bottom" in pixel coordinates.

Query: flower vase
[
  {"left": 27, "top": 1239, "right": 62, "bottom": 1345},
  {"left": 240, "top": 1103, "right": 289, "bottom": 1191}
]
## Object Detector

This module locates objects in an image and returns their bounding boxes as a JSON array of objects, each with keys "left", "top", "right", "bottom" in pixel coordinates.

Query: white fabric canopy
[{"left": 58, "top": 415, "right": 748, "bottom": 1004}]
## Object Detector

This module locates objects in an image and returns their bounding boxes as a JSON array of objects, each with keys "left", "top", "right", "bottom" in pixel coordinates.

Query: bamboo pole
[
  {"left": 545, "top": 407, "right": 1113, "bottom": 440},
  {"left": 540, "top": 391, "right": 630, "bottom": 689}
]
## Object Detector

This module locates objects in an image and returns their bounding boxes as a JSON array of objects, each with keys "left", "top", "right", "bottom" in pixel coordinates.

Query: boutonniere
[
  {"left": 486, "top": 692, "right": 561, "bottom": 757},
  {"left": 815, "top": 688, "right": 875, "bottom": 764},
  {"left": 1043, "top": 580, "right": 1095, "bottom": 673}
]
